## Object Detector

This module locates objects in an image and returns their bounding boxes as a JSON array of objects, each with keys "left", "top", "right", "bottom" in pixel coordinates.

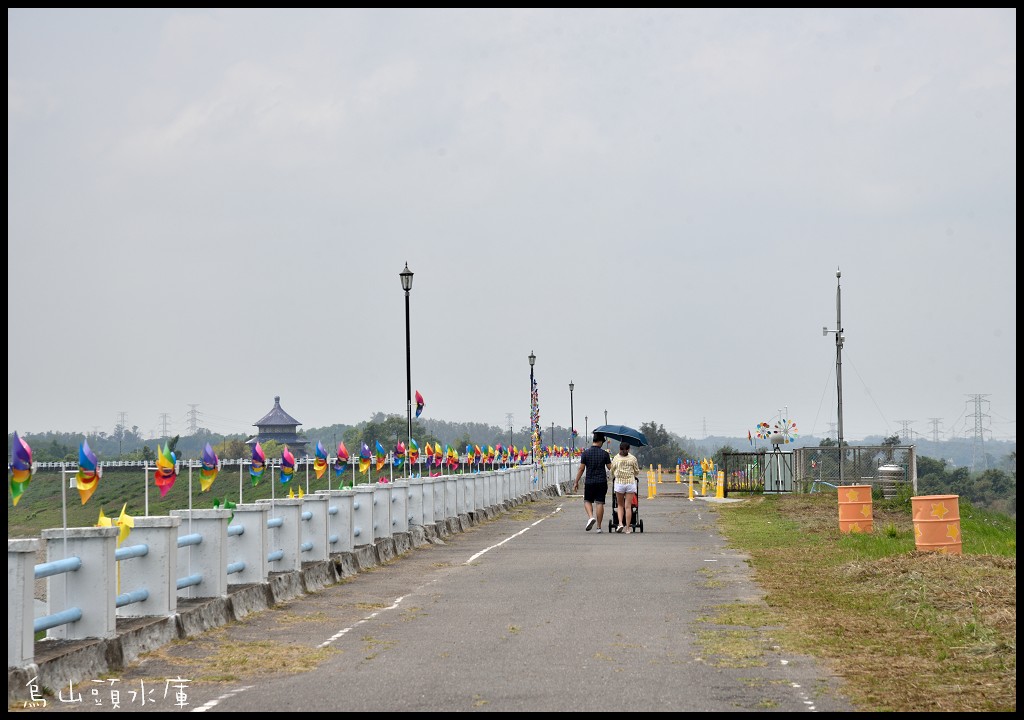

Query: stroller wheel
[{"left": 639, "top": 519, "right": 644, "bottom": 533}]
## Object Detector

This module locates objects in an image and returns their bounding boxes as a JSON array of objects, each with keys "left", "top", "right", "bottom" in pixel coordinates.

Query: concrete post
[
  {"left": 488, "top": 472, "right": 498, "bottom": 508},
  {"left": 444, "top": 477, "right": 458, "bottom": 519},
  {"left": 317, "top": 489, "right": 354, "bottom": 554},
  {"left": 300, "top": 494, "right": 330, "bottom": 563},
  {"left": 257, "top": 498, "right": 302, "bottom": 573},
  {"left": 352, "top": 485, "right": 374, "bottom": 546},
  {"left": 474, "top": 474, "right": 487, "bottom": 512},
  {"left": 420, "top": 478, "right": 435, "bottom": 525},
  {"left": 42, "top": 526, "right": 118, "bottom": 640},
  {"left": 117, "top": 515, "right": 181, "bottom": 618},
  {"left": 372, "top": 483, "right": 392, "bottom": 541},
  {"left": 229, "top": 503, "right": 270, "bottom": 585},
  {"left": 432, "top": 476, "right": 445, "bottom": 523},
  {"left": 390, "top": 481, "right": 409, "bottom": 534},
  {"left": 8, "top": 538, "right": 39, "bottom": 667},
  {"left": 461, "top": 474, "right": 475, "bottom": 516},
  {"left": 407, "top": 479, "right": 424, "bottom": 527},
  {"left": 171, "top": 509, "right": 232, "bottom": 599}
]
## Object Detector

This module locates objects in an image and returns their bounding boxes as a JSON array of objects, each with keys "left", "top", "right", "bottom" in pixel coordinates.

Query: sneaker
[
  {"left": 615, "top": 525, "right": 624, "bottom": 533},
  {"left": 596, "top": 527, "right": 603, "bottom": 533},
  {"left": 585, "top": 517, "right": 596, "bottom": 531}
]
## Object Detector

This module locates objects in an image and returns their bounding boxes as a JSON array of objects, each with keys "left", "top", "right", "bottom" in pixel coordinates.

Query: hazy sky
[{"left": 8, "top": 8, "right": 1016, "bottom": 444}]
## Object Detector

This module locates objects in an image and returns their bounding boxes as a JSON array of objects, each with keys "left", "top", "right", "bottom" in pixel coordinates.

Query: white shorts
[{"left": 614, "top": 483, "right": 637, "bottom": 495}]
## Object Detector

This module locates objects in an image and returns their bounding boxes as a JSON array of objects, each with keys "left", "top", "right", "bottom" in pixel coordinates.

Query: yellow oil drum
[
  {"left": 911, "top": 495, "right": 962, "bottom": 554},
  {"left": 837, "top": 485, "right": 873, "bottom": 533}
]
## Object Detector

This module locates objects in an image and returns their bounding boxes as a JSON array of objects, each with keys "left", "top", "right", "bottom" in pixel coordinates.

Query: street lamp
[
  {"left": 822, "top": 268, "right": 845, "bottom": 485},
  {"left": 569, "top": 381, "right": 575, "bottom": 473},
  {"left": 528, "top": 351, "right": 536, "bottom": 464},
  {"left": 400, "top": 262, "right": 414, "bottom": 478}
]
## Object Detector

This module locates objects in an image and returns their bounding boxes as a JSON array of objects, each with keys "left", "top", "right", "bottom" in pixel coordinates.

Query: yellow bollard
[
  {"left": 676, "top": 465, "right": 681, "bottom": 484},
  {"left": 657, "top": 464, "right": 663, "bottom": 484},
  {"left": 716, "top": 470, "right": 725, "bottom": 499},
  {"left": 688, "top": 471, "right": 694, "bottom": 500},
  {"left": 647, "top": 467, "right": 657, "bottom": 498}
]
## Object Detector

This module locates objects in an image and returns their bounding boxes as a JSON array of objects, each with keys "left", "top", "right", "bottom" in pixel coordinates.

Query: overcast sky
[{"left": 8, "top": 8, "right": 1016, "bottom": 445}]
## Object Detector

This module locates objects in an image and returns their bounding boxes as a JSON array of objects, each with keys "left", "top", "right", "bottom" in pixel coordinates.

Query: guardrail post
[
  {"left": 420, "top": 478, "right": 435, "bottom": 525},
  {"left": 390, "top": 481, "right": 409, "bottom": 534},
  {"left": 228, "top": 503, "right": 269, "bottom": 585},
  {"left": 171, "top": 509, "right": 231, "bottom": 599},
  {"left": 316, "top": 489, "right": 354, "bottom": 553},
  {"left": 407, "top": 479, "right": 424, "bottom": 527},
  {"left": 9, "top": 538, "right": 39, "bottom": 667},
  {"left": 461, "top": 473, "right": 475, "bottom": 517},
  {"left": 353, "top": 485, "right": 375, "bottom": 546},
  {"left": 499, "top": 469, "right": 510, "bottom": 505},
  {"left": 41, "top": 526, "right": 118, "bottom": 640},
  {"left": 432, "top": 476, "right": 445, "bottom": 523},
  {"left": 488, "top": 472, "right": 498, "bottom": 508},
  {"left": 444, "top": 476, "right": 458, "bottom": 519},
  {"left": 257, "top": 498, "right": 302, "bottom": 573},
  {"left": 117, "top": 515, "right": 181, "bottom": 617},
  {"left": 474, "top": 473, "right": 487, "bottom": 513},
  {"left": 300, "top": 494, "right": 330, "bottom": 563},
  {"left": 371, "top": 483, "right": 391, "bottom": 542}
]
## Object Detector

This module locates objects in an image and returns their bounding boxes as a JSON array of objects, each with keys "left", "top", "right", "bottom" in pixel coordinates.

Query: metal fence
[{"left": 721, "top": 446, "right": 917, "bottom": 498}]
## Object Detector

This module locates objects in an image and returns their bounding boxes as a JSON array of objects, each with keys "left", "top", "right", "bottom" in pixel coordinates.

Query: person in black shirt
[{"left": 572, "top": 432, "right": 612, "bottom": 532}]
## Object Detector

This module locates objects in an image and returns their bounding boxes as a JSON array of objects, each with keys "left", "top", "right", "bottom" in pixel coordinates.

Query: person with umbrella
[
  {"left": 572, "top": 431, "right": 612, "bottom": 532},
  {"left": 610, "top": 441, "right": 641, "bottom": 533}
]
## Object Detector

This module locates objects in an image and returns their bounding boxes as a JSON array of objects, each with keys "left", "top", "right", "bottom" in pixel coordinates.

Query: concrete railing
[{"left": 8, "top": 461, "right": 567, "bottom": 672}]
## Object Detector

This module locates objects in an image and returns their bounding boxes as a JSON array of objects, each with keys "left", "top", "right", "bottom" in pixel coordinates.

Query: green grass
[{"left": 713, "top": 494, "right": 1016, "bottom": 712}]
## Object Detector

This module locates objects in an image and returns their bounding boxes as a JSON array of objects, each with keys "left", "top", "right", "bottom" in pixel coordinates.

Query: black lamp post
[
  {"left": 400, "top": 262, "right": 414, "bottom": 479},
  {"left": 528, "top": 351, "right": 536, "bottom": 464},
  {"left": 569, "top": 381, "right": 575, "bottom": 472}
]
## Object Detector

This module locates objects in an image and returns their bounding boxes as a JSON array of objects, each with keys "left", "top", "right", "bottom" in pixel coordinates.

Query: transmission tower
[
  {"left": 187, "top": 404, "right": 200, "bottom": 435},
  {"left": 896, "top": 420, "right": 914, "bottom": 443},
  {"left": 965, "top": 394, "right": 991, "bottom": 473},
  {"left": 116, "top": 411, "right": 128, "bottom": 433},
  {"left": 927, "top": 418, "right": 943, "bottom": 443},
  {"left": 159, "top": 413, "right": 172, "bottom": 438}
]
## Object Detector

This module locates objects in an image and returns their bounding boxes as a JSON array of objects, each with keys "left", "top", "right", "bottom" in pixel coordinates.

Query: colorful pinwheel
[
  {"left": 408, "top": 438, "right": 420, "bottom": 465},
  {"left": 9, "top": 431, "right": 33, "bottom": 507},
  {"left": 250, "top": 442, "right": 266, "bottom": 485},
  {"left": 280, "top": 446, "right": 296, "bottom": 484},
  {"left": 772, "top": 418, "right": 799, "bottom": 444},
  {"left": 334, "top": 442, "right": 350, "bottom": 481},
  {"left": 76, "top": 439, "right": 100, "bottom": 505},
  {"left": 433, "top": 442, "right": 443, "bottom": 466},
  {"left": 200, "top": 443, "right": 220, "bottom": 492},
  {"left": 97, "top": 503, "right": 134, "bottom": 546},
  {"left": 313, "top": 440, "right": 329, "bottom": 480},
  {"left": 359, "top": 442, "right": 371, "bottom": 474},
  {"left": 415, "top": 390, "right": 425, "bottom": 418},
  {"left": 155, "top": 442, "right": 177, "bottom": 498},
  {"left": 375, "top": 441, "right": 387, "bottom": 472},
  {"left": 393, "top": 441, "right": 405, "bottom": 468}
]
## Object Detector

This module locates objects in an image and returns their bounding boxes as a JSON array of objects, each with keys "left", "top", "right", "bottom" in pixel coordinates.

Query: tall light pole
[
  {"left": 400, "top": 262, "right": 414, "bottom": 479},
  {"left": 604, "top": 409, "right": 608, "bottom": 425},
  {"left": 823, "top": 268, "right": 845, "bottom": 485},
  {"left": 585, "top": 416, "right": 588, "bottom": 441},
  {"left": 528, "top": 351, "right": 536, "bottom": 464},
  {"left": 569, "top": 381, "right": 575, "bottom": 473}
]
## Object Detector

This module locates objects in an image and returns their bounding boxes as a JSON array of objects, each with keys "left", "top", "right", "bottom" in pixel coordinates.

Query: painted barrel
[
  {"left": 911, "top": 495, "right": 962, "bottom": 555},
  {"left": 837, "top": 485, "right": 873, "bottom": 533}
]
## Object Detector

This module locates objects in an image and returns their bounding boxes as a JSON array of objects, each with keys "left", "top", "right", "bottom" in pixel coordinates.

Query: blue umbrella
[{"left": 592, "top": 424, "right": 649, "bottom": 447}]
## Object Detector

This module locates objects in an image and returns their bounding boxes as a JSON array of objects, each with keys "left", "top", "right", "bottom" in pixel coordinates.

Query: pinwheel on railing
[
  {"left": 199, "top": 443, "right": 220, "bottom": 492},
  {"left": 280, "top": 446, "right": 296, "bottom": 484},
  {"left": 334, "top": 441, "right": 350, "bottom": 486},
  {"left": 359, "top": 442, "right": 371, "bottom": 475},
  {"left": 375, "top": 441, "right": 387, "bottom": 472},
  {"left": 9, "top": 431, "right": 33, "bottom": 507},
  {"left": 155, "top": 442, "right": 178, "bottom": 498},
  {"left": 76, "top": 439, "right": 101, "bottom": 505},
  {"left": 250, "top": 442, "right": 266, "bottom": 485},
  {"left": 313, "top": 440, "right": 329, "bottom": 480},
  {"left": 393, "top": 441, "right": 406, "bottom": 468}
]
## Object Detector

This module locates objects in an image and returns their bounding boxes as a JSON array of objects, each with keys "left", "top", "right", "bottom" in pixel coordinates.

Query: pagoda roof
[{"left": 254, "top": 396, "right": 302, "bottom": 428}]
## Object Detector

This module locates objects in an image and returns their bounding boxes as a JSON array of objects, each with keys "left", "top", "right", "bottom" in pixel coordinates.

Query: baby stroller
[{"left": 608, "top": 479, "right": 643, "bottom": 533}]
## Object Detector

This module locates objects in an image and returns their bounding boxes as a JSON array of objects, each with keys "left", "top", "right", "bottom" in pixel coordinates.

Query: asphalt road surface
[{"left": 30, "top": 490, "right": 855, "bottom": 713}]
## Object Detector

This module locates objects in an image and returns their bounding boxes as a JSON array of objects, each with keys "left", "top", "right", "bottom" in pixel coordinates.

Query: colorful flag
[
  {"left": 250, "top": 442, "right": 266, "bottom": 485},
  {"left": 76, "top": 439, "right": 100, "bottom": 505},
  {"left": 200, "top": 443, "right": 220, "bottom": 492},
  {"left": 280, "top": 446, "right": 296, "bottom": 484},
  {"left": 415, "top": 390, "right": 424, "bottom": 418},
  {"left": 155, "top": 443, "right": 177, "bottom": 498},
  {"left": 313, "top": 440, "right": 329, "bottom": 480},
  {"left": 9, "top": 431, "right": 32, "bottom": 507}
]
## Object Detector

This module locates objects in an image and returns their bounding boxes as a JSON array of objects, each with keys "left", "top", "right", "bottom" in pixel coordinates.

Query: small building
[{"left": 246, "top": 396, "right": 309, "bottom": 456}]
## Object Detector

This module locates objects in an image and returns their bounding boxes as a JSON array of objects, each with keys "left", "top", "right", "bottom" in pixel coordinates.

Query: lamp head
[
  {"left": 823, "top": 326, "right": 829, "bottom": 336},
  {"left": 399, "top": 262, "right": 414, "bottom": 292},
  {"left": 528, "top": 351, "right": 535, "bottom": 367},
  {"left": 569, "top": 381, "right": 574, "bottom": 392}
]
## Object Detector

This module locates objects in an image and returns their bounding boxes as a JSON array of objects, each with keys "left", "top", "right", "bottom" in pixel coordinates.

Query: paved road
[{"left": 31, "top": 490, "right": 855, "bottom": 712}]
